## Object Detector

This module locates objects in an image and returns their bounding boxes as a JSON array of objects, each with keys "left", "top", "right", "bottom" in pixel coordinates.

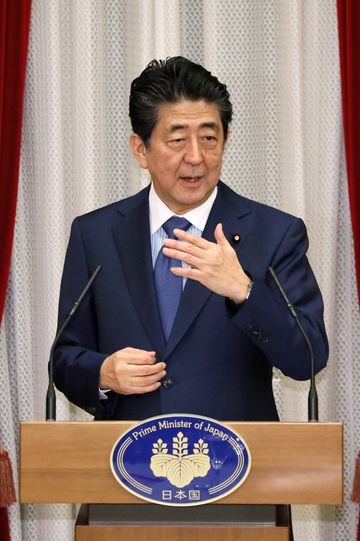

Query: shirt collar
[{"left": 149, "top": 183, "right": 218, "bottom": 234}]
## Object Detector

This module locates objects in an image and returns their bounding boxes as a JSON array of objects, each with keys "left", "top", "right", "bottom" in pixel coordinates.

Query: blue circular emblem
[{"left": 110, "top": 414, "right": 251, "bottom": 506}]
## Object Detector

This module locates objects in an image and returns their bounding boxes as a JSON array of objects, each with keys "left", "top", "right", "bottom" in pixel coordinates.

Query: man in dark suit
[{"left": 53, "top": 57, "right": 328, "bottom": 421}]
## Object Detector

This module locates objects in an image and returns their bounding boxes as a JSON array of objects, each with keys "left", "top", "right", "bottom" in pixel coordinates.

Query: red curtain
[
  {"left": 0, "top": 1, "right": 32, "bottom": 540},
  {"left": 337, "top": 2, "right": 360, "bottom": 540},
  {"left": 0, "top": 0, "right": 32, "bottom": 324},
  {"left": 0, "top": 510, "right": 10, "bottom": 540},
  {"left": 337, "top": 0, "right": 360, "bottom": 306}
]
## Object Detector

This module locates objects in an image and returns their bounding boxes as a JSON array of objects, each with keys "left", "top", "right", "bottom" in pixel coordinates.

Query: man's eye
[
  {"left": 203, "top": 136, "right": 216, "bottom": 142},
  {"left": 169, "top": 138, "right": 185, "bottom": 146}
]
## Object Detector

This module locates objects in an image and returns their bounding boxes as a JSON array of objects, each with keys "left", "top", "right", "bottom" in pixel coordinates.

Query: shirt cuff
[{"left": 99, "top": 388, "right": 111, "bottom": 399}]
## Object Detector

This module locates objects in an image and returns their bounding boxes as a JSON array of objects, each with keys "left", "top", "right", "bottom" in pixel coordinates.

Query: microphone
[
  {"left": 46, "top": 265, "right": 101, "bottom": 421},
  {"left": 268, "top": 266, "right": 318, "bottom": 422}
]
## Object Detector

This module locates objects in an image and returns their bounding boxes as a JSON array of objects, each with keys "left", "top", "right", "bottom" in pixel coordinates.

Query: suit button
[
  {"left": 162, "top": 377, "right": 174, "bottom": 389},
  {"left": 245, "top": 324, "right": 253, "bottom": 332}
]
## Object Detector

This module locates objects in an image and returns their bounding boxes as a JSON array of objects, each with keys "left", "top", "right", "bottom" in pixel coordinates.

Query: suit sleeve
[
  {"left": 228, "top": 217, "right": 328, "bottom": 380},
  {"left": 53, "top": 218, "right": 118, "bottom": 418}
]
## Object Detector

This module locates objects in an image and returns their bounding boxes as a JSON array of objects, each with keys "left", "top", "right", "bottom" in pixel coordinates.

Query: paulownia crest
[{"left": 150, "top": 432, "right": 211, "bottom": 488}]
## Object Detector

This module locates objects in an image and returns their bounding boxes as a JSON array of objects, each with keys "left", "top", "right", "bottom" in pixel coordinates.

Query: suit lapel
[
  {"left": 110, "top": 182, "right": 253, "bottom": 360},
  {"left": 111, "top": 191, "right": 166, "bottom": 356},
  {"left": 163, "top": 182, "right": 252, "bottom": 359}
]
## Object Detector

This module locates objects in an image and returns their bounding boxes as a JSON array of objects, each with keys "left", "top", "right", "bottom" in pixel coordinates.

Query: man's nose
[{"left": 184, "top": 140, "right": 203, "bottom": 164}]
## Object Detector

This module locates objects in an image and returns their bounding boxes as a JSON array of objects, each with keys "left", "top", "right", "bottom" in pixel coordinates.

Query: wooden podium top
[{"left": 19, "top": 421, "right": 343, "bottom": 505}]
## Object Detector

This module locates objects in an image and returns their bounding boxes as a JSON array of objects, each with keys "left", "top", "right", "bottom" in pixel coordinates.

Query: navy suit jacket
[{"left": 53, "top": 181, "right": 328, "bottom": 421}]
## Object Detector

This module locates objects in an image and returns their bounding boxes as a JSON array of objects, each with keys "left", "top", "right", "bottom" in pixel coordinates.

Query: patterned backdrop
[{"left": 0, "top": 1, "right": 359, "bottom": 539}]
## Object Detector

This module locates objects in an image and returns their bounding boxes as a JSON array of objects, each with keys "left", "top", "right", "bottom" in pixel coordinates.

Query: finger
[
  {"left": 170, "top": 265, "right": 203, "bottom": 281},
  {"left": 124, "top": 370, "right": 166, "bottom": 394},
  {"left": 128, "top": 362, "right": 166, "bottom": 376},
  {"left": 163, "top": 238, "right": 205, "bottom": 257},
  {"left": 112, "top": 365, "right": 166, "bottom": 393},
  {"left": 163, "top": 246, "right": 203, "bottom": 268},
  {"left": 122, "top": 347, "right": 156, "bottom": 356},
  {"left": 214, "top": 223, "right": 230, "bottom": 247},
  {"left": 117, "top": 348, "right": 157, "bottom": 365},
  {"left": 172, "top": 228, "right": 210, "bottom": 249},
  {"left": 133, "top": 370, "right": 167, "bottom": 387}
]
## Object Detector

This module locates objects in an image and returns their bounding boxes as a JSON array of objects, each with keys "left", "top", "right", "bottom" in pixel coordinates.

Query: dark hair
[{"left": 129, "top": 56, "right": 232, "bottom": 146}]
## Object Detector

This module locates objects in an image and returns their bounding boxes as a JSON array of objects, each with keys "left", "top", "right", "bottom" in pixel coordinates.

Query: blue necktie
[{"left": 154, "top": 216, "right": 191, "bottom": 340}]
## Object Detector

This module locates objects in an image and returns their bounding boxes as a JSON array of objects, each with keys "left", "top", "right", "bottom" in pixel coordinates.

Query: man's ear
[{"left": 130, "top": 133, "right": 148, "bottom": 169}]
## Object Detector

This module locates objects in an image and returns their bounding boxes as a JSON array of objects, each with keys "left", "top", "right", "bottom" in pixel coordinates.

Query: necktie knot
[{"left": 162, "top": 216, "right": 191, "bottom": 239}]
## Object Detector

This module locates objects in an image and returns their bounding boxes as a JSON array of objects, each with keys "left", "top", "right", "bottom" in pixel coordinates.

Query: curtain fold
[
  {"left": 337, "top": 2, "right": 360, "bottom": 539},
  {"left": 0, "top": 510, "right": 10, "bottom": 541},
  {"left": 0, "top": 0, "right": 32, "bottom": 323},
  {"left": 0, "top": 2, "right": 32, "bottom": 540},
  {"left": 337, "top": 0, "right": 360, "bottom": 305}
]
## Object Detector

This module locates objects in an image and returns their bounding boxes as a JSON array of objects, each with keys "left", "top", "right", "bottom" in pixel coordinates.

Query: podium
[{"left": 19, "top": 421, "right": 343, "bottom": 541}]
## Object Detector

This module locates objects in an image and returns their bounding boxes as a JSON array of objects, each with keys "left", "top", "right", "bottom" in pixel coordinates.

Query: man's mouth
[{"left": 181, "top": 176, "right": 201, "bottom": 183}]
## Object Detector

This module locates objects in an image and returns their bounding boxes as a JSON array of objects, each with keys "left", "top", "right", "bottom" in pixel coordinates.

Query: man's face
[{"left": 130, "top": 100, "right": 226, "bottom": 214}]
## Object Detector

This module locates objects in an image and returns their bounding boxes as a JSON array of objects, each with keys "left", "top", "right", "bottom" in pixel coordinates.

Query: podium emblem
[
  {"left": 110, "top": 414, "right": 251, "bottom": 506},
  {"left": 150, "top": 432, "right": 210, "bottom": 487}
]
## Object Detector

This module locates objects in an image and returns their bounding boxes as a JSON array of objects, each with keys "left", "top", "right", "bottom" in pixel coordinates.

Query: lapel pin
[{"left": 232, "top": 233, "right": 241, "bottom": 243}]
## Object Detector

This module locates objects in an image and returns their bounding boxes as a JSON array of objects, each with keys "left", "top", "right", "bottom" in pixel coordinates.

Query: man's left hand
[{"left": 163, "top": 223, "right": 251, "bottom": 302}]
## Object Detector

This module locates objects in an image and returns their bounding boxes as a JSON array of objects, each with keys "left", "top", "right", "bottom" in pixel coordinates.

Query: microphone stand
[
  {"left": 46, "top": 265, "right": 101, "bottom": 421},
  {"left": 268, "top": 266, "right": 318, "bottom": 422}
]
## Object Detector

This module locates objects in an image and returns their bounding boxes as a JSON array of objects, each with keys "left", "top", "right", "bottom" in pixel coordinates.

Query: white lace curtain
[{"left": 1, "top": 1, "right": 359, "bottom": 540}]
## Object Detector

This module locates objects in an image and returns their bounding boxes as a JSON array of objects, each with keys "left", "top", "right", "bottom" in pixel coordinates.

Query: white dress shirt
[{"left": 149, "top": 182, "right": 218, "bottom": 267}]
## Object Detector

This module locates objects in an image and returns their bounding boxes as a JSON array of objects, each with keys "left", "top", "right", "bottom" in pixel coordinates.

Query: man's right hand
[{"left": 99, "top": 347, "right": 166, "bottom": 395}]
